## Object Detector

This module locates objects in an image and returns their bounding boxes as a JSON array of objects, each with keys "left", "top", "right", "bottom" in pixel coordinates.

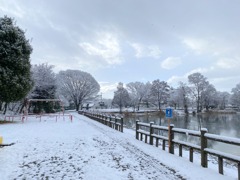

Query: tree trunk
[
  {"left": 119, "top": 105, "right": 122, "bottom": 114},
  {"left": 184, "top": 105, "right": 188, "bottom": 114},
  {"left": 74, "top": 99, "right": 80, "bottom": 111},
  {"left": 137, "top": 98, "right": 142, "bottom": 111},
  {"left": 18, "top": 103, "right": 24, "bottom": 114},
  {"left": 206, "top": 105, "right": 209, "bottom": 111},
  {"left": 3, "top": 103, "right": 8, "bottom": 115},
  {"left": 76, "top": 103, "right": 80, "bottom": 111},
  {"left": 158, "top": 101, "right": 161, "bottom": 110}
]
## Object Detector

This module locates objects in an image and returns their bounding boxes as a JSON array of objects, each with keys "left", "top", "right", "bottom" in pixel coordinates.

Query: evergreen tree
[
  {"left": 30, "top": 63, "right": 57, "bottom": 113},
  {"left": 0, "top": 16, "right": 33, "bottom": 108}
]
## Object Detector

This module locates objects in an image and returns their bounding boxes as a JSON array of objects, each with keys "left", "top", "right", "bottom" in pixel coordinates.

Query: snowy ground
[{"left": 0, "top": 112, "right": 237, "bottom": 179}]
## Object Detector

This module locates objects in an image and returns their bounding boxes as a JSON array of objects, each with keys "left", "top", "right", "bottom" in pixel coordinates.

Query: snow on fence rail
[
  {"left": 2, "top": 114, "right": 73, "bottom": 123},
  {"left": 3, "top": 115, "right": 25, "bottom": 122},
  {"left": 30, "top": 114, "right": 73, "bottom": 122},
  {"left": 135, "top": 120, "right": 240, "bottom": 179},
  {"left": 79, "top": 110, "right": 123, "bottom": 132}
]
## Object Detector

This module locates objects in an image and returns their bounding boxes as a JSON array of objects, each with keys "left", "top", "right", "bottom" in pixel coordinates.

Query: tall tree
[
  {"left": 231, "top": 83, "right": 240, "bottom": 107},
  {"left": 168, "top": 88, "right": 180, "bottom": 109},
  {"left": 112, "top": 82, "right": 130, "bottom": 113},
  {"left": 142, "top": 82, "right": 153, "bottom": 108},
  {"left": 31, "top": 63, "right": 56, "bottom": 99},
  {"left": 30, "top": 63, "right": 57, "bottom": 113},
  {"left": 150, "top": 79, "right": 170, "bottom": 110},
  {"left": 57, "top": 70, "right": 100, "bottom": 111},
  {"left": 179, "top": 82, "right": 191, "bottom": 114},
  {"left": 126, "top": 81, "right": 149, "bottom": 111},
  {"left": 188, "top": 72, "right": 208, "bottom": 112},
  {"left": 0, "top": 16, "right": 33, "bottom": 113},
  {"left": 216, "top": 91, "right": 230, "bottom": 109},
  {"left": 169, "top": 82, "right": 191, "bottom": 113},
  {"left": 201, "top": 84, "right": 217, "bottom": 111}
]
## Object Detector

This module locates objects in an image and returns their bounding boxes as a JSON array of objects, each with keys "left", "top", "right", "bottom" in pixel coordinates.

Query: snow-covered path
[{"left": 0, "top": 113, "right": 234, "bottom": 179}]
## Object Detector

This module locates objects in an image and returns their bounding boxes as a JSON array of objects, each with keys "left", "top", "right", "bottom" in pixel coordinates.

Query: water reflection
[{"left": 124, "top": 113, "right": 240, "bottom": 156}]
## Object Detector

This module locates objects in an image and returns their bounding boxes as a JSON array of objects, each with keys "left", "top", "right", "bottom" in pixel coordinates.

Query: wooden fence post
[
  {"left": 136, "top": 120, "right": 139, "bottom": 140},
  {"left": 201, "top": 128, "right": 208, "bottom": 168},
  {"left": 101, "top": 114, "right": 103, "bottom": 124},
  {"left": 120, "top": 117, "right": 123, "bottom": 132},
  {"left": 238, "top": 162, "right": 240, "bottom": 180},
  {"left": 179, "top": 144, "right": 182, "bottom": 157},
  {"left": 168, "top": 124, "right": 174, "bottom": 154},
  {"left": 109, "top": 116, "right": 112, "bottom": 127},
  {"left": 98, "top": 113, "right": 100, "bottom": 122},
  {"left": 190, "top": 147, "right": 193, "bottom": 162},
  {"left": 218, "top": 157, "right": 223, "bottom": 175},
  {"left": 163, "top": 140, "right": 165, "bottom": 150},
  {"left": 150, "top": 122, "right": 154, "bottom": 145},
  {"left": 104, "top": 115, "right": 107, "bottom": 125},
  {"left": 156, "top": 138, "right": 159, "bottom": 147},
  {"left": 115, "top": 116, "right": 117, "bottom": 130}
]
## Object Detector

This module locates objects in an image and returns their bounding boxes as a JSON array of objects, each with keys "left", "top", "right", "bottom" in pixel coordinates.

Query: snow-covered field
[{"left": 0, "top": 112, "right": 236, "bottom": 179}]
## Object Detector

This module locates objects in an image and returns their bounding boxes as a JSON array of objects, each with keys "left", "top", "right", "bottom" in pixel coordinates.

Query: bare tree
[
  {"left": 126, "top": 81, "right": 150, "bottom": 111},
  {"left": 57, "top": 70, "right": 100, "bottom": 111},
  {"left": 168, "top": 87, "right": 182, "bottom": 109},
  {"left": 150, "top": 79, "right": 170, "bottom": 110},
  {"left": 201, "top": 84, "right": 217, "bottom": 111},
  {"left": 112, "top": 83, "right": 130, "bottom": 113},
  {"left": 188, "top": 73, "right": 209, "bottom": 112},
  {"left": 169, "top": 82, "right": 191, "bottom": 113},
  {"left": 178, "top": 82, "right": 191, "bottom": 114},
  {"left": 231, "top": 83, "right": 240, "bottom": 108},
  {"left": 142, "top": 82, "right": 153, "bottom": 108},
  {"left": 216, "top": 91, "right": 230, "bottom": 109}
]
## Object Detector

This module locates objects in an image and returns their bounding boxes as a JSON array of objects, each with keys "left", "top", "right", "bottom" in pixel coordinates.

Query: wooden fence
[
  {"left": 135, "top": 120, "right": 240, "bottom": 179},
  {"left": 79, "top": 110, "right": 123, "bottom": 132},
  {"left": 2, "top": 114, "right": 73, "bottom": 123}
]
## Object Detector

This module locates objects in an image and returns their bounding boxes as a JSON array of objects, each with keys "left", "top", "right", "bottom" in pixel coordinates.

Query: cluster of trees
[
  {"left": 0, "top": 16, "right": 100, "bottom": 114},
  {"left": 1, "top": 61, "right": 100, "bottom": 114},
  {"left": 112, "top": 73, "right": 240, "bottom": 113}
]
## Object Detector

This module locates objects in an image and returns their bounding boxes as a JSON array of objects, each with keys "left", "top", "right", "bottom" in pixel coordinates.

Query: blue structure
[{"left": 165, "top": 108, "right": 172, "bottom": 118}]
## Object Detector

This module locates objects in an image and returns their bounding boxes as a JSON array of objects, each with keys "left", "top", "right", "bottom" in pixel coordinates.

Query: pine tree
[{"left": 0, "top": 16, "right": 33, "bottom": 106}]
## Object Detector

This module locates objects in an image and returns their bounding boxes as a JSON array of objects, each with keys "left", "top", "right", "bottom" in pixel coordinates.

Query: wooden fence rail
[
  {"left": 79, "top": 110, "right": 123, "bottom": 132},
  {"left": 135, "top": 120, "right": 240, "bottom": 179}
]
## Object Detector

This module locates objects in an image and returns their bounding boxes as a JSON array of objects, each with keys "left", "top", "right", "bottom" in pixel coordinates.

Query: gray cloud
[{"left": 1, "top": 0, "right": 240, "bottom": 97}]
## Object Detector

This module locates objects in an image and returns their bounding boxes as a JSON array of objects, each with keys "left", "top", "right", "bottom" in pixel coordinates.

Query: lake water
[{"left": 124, "top": 113, "right": 240, "bottom": 156}]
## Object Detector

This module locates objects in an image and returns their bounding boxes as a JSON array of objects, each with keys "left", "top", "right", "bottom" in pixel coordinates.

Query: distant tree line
[{"left": 112, "top": 72, "right": 240, "bottom": 114}]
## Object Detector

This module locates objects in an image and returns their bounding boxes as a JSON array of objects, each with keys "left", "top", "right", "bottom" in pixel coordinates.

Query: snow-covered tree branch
[{"left": 57, "top": 70, "right": 100, "bottom": 111}]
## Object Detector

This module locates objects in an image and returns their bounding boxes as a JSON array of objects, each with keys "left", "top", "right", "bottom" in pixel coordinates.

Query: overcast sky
[{"left": 1, "top": 0, "right": 240, "bottom": 98}]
